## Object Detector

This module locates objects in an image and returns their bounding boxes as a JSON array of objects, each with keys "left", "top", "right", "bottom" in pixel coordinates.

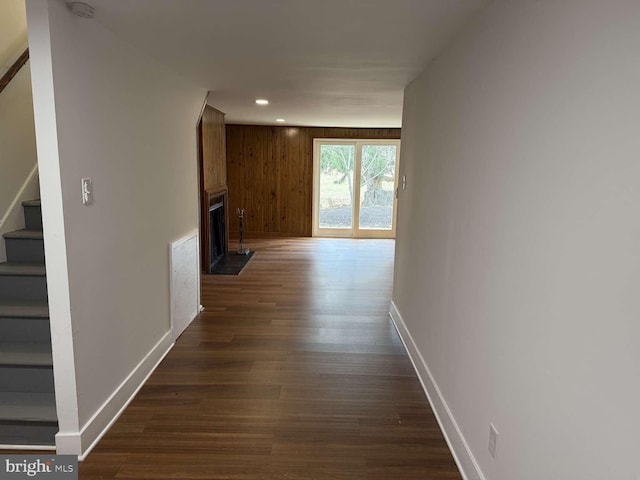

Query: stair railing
[{"left": 0, "top": 48, "right": 29, "bottom": 95}]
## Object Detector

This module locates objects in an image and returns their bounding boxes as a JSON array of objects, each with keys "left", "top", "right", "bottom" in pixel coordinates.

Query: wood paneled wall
[
  {"left": 226, "top": 125, "right": 401, "bottom": 237},
  {"left": 199, "top": 106, "right": 228, "bottom": 272},
  {"left": 201, "top": 106, "right": 226, "bottom": 191}
]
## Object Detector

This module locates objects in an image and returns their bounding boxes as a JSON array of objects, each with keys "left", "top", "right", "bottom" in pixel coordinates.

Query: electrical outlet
[{"left": 488, "top": 423, "right": 498, "bottom": 459}]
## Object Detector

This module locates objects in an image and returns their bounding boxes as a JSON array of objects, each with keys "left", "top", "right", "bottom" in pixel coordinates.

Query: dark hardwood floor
[{"left": 13, "top": 238, "right": 463, "bottom": 479}]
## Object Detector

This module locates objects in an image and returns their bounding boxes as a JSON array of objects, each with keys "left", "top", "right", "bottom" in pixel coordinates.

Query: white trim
[
  {"left": 389, "top": 300, "right": 486, "bottom": 480},
  {"left": 27, "top": 0, "right": 81, "bottom": 437},
  {"left": 196, "top": 91, "right": 209, "bottom": 306},
  {"left": 55, "top": 331, "right": 175, "bottom": 460},
  {"left": 353, "top": 141, "right": 363, "bottom": 234},
  {"left": 200, "top": 91, "right": 211, "bottom": 119}
]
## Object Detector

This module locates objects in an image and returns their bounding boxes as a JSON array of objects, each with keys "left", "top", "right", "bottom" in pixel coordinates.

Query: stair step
[
  {"left": 0, "top": 392, "right": 57, "bottom": 423},
  {"left": 21, "top": 199, "right": 41, "bottom": 208},
  {"left": 23, "top": 202, "right": 43, "bottom": 231},
  {"left": 3, "top": 230, "right": 45, "bottom": 263},
  {"left": 0, "top": 343, "right": 52, "bottom": 367},
  {"left": 0, "top": 198, "right": 55, "bottom": 445},
  {"left": 3, "top": 229, "right": 44, "bottom": 240},
  {"left": 0, "top": 263, "right": 46, "bottom": 276},
  {"left": 2, "top": 228, "right": 44, "bottom": 240},
  {"left": 0, "top": 366, "right": 55, "bottom": 393},
  {"left": 0, "top": 423, "right": 57, "bottom": 446},
  {"left": 0, "top": 304, "right": 50, "bottom": 345},
  {"left": 0, "top": 303, "right": 49, "bottom": 319},
  {"left": 0, "top": 263, "right": 48, "bottom": 303}
]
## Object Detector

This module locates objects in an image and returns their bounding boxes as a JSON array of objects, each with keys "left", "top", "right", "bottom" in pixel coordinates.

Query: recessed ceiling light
[
  {"left": 276, "top": 118, "right": 286, "bottom": 122},
  {"left": 255, "top": 99, "right": 269, "bottom": 105}
]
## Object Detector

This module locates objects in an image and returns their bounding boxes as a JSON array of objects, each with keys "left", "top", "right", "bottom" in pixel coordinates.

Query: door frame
[{"left": 312, "top": 138, "right": 401, "bottom": 238}]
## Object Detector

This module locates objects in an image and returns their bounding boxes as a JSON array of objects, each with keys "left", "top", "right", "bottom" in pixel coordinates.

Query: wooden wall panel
[
  {"left": 201, "top": 106, "right": 226, "bottom": 191},
  {"left": 226, "top": 125, "right": 401, "bottom": 237},
  {"left": 199, "top": 106, "right": 228, "bottom": 272}
]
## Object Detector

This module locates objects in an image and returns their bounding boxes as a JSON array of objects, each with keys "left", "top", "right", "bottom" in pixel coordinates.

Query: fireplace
[{"left": 209, "top": 194, "right": 226, "bottom": 270}]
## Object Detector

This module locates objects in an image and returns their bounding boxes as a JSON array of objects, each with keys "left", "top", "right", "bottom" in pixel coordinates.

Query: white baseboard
[
  {"left": 55, "top": 331, "right": 175, "bottom": 461},
  {"left": 389, "top": 300, "right": 486, "bottom": 480}
]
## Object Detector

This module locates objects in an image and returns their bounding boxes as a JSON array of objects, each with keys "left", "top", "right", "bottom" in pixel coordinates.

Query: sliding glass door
[{"left": 313, "top": 139, "right": 400, "bottom": 238}]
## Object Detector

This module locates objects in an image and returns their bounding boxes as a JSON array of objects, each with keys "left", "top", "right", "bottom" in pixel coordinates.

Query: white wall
[
  {"left": 393, "top": 1, "right": 640, "bottom": 480},
  {"left": 26, "top": 0, "right": 206, "bottom": 456},
  {"left": 0, "top": 63, "right": 39, "bottom": 263},
  {"left": 0, "top": 0, "right": 28, "bottom": 77}
]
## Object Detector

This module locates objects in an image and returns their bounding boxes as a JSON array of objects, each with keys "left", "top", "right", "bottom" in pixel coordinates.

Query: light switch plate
[{"left": 81, "top": 178, "right": 94, "bottom": 205}]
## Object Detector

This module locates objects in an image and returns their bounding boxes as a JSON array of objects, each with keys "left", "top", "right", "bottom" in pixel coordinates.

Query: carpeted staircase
[{"left": 0, "top": 199, "right": 57, "bottom": 446}]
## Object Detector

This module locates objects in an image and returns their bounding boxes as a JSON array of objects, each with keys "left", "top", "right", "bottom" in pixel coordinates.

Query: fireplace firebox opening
[{"left": 209, "top": 194, "right": 226, "bottom": 270}]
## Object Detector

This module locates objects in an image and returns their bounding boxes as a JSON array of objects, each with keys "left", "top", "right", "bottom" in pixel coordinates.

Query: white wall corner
[
  {"left": 389, "top": 300, "right": 486, "bottom": 480},
  {"left": 26, "top": 0, "right": 81, "bottom": 439}
]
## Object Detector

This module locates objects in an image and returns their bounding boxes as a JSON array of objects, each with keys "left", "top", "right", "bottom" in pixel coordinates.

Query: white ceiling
[{"left": 86, "top": 0, "right": 489, "bottom": 127}]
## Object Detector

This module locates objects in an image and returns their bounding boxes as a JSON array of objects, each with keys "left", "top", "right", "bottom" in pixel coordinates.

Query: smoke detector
[{"left": 68, "top": 2, "right": 95, "bottom": 19}]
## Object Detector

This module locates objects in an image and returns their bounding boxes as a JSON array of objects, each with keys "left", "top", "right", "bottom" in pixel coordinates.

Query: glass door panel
[
  {"left": 358, "top": 144, "right": 397, "bottom": 231},
  {"left": 318, "top": 144, "right": 355, "bottom": 231},
  {"left": 313, "top": 139, "right": 400, "bottom": 238}
]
